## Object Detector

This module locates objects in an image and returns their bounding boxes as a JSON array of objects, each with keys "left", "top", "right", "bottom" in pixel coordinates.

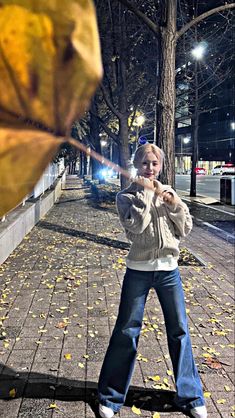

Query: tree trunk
[
  {"left": 89, "top": 99, "right": 103, "bottom": 179},
  {"left": 189, "top": 16, "right": 199, "bottom": 197},
  {"left": 79, "top": 152, "right": 83, "bottom": 177},
  {"left": 83, "top": 154, "right": 88, "bottom": 176},
  {"left": 156, "top": 0, "right": 177, "bottom": 187},
  {"left": 154, "top": 36, "right": 161, "bottom": 145},
  {"left": 119, "top": 113, "right": 130, "bottom": 190},
  {"left": 190, "top": 89, "right": 199, "bottom": 197},
  {"left": 117, "top": 7, "right": 130, "bottom": 190}
]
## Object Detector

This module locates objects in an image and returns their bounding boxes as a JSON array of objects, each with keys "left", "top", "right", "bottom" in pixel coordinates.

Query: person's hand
[
  {"left": 153, "top": 180, "right": 163, "bottom": 196},
  {"left": 162, "top": 189, "right": 180, "bottom": 206},
  {"left": 133, "top": 176, "right": 155, "bottom": 191}
]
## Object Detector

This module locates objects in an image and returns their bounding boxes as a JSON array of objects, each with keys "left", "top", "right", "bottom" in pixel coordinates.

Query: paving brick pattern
[{"left": 0, "top": 176, "right": 234, "bottom": 418}]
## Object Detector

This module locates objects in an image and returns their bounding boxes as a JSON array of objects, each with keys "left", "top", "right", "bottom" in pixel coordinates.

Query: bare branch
[
  {"left": 100, "top": 84, "right": 122, "bottom": 119},
  {"left": 198, "top": 106, "right": 223, "bottom": 115},
  {"left": 98, "top": 117, "right": 119, "bottom": 143},
  {"left": 117, "top": 0, "right": 159, "bottom": 35},
  {"left": 176, "top": 3, "right": 235, "bottom": 40}
]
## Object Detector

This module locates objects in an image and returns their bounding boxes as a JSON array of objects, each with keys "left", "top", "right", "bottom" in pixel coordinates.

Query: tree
[
  {"left": 94, "top": 0, "right": 157, "bottom": 188},
  {"left": 117, "top": 0, "right": 235, "bottom": 186}
]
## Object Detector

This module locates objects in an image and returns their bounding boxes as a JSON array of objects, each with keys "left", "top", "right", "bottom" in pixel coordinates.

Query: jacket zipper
[{"left": 153, "top": 201, "right": 163, "bottom": 258}]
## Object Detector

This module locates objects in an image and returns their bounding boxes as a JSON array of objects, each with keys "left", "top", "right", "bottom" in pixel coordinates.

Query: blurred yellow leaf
[
  {"left": 153, "top": 413, "right": 161, "bottom": 418},
  {"left": 64, "top": 353, "right": 72, "bottom": 360},
  {"left": 132, "top": 405, "right": 141, "bottom": 415},
  {"left": 0, "top": 0, "right": 102, "bottom": 134},
  {"left": 217, "top": 399, "right": 226, "bottom": 404},
  {"left": 0, "top": 1, "right": 103, "bottom": 217},
  {"left": 0, "top": 128, "right": 63, "bottom": 216}
]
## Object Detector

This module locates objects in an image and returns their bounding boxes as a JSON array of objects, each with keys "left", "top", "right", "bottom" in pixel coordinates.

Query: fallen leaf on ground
[
  {"left": 148, "top": 375, "right": 161, "bottom": 382},
  {"left": 48, "top": 403, "right": 59, "bottom": 410},
  {"left": 132, "top": 405, "right": 141, "bottom": 415},
  {"left": 55, "top": 321, "right": 67, "bottom": 329},
  {"left": 204, "top": 392, "right": 211, "bottom": 398},
  {"left": 166, "top": 370, "right": 173, "bottom": 376},
  {"left": 204, "top": 356, "right": 223, "bottom": 369},
  {"left": 9, "top": 388, "right": 16, "bottom": 398}
]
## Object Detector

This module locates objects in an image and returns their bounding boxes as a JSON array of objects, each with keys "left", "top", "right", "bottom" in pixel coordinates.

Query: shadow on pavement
[
  {"left": 62, "top": 186, "right": 90, "bottom": 191},
  {"left": 37, "top": 221, "right": 130, "bottom": 250},
  {"left": 55, "top": 198, "right": 87, "bottom": 205},
  {"left": 0, "top": 366, "right": 191, "bottom": 416},
  {"left": 37, "top": 221, "right": 202, "bottom": 267}
]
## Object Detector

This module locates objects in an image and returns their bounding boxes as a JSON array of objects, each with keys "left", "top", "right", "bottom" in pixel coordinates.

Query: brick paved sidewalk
[{"left": 0, "top": 175, "right": 234, "bottom": 418}]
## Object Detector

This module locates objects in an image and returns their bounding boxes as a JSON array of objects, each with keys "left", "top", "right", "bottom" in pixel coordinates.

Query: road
[
  {"left": 110, "top": 174, "right": 222, "bottom": 200},
  {"left": 176, "top": 174, "right": 221, "bottom": 199},
  {"left": 107, "top": 174, "right": 235, "bottom": 236}
]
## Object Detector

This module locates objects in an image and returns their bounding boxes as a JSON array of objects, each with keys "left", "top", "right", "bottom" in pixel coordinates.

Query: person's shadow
[{"left": 0, "top": 365, "right": 193, "bottom": 416}]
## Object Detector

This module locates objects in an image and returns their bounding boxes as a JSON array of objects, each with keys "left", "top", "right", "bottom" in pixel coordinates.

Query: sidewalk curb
[
  {"left": 192, "top": 215, "right": 235, "bottom": 245},
  {"left": 180, "top": 196, "right": 235, "bottom": 244}
]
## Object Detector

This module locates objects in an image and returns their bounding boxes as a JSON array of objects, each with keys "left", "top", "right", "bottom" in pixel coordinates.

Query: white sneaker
[
  {"left": 190, "top": 405, "right": 207, "bottom": 418},
  {"left": 99, "top": 404, "right": 114, "bottom": 418}
]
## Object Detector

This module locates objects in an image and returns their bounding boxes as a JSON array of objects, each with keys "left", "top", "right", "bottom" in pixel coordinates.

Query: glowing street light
[
  {"left": 135, "top": 115, "right": 145, "bottom": 127},
  {"left": 191, "top": 43, "right": 206, "bottom": 60},
  {"left": 231, "top": 122, "right": 235, "bottom": 130},
  {"left": 180, "top": 136, "right": 191, "bottom": 174},
  {"left": 183, "top": 136, "right": 190, "bottom": 144},
  {"left": 134, "top": 114, "right": 145, "bottom": 152}
]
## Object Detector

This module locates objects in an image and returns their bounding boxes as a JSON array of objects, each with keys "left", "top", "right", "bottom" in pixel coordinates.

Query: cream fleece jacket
[{"left": 116, "top": 179, "right": 193, "bottom": 262}]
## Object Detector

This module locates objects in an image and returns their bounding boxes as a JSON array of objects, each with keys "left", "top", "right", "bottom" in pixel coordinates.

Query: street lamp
[
  {"left": 136, "top": 115, "right": 145, "bottom": 127},
  {"left": 134, "top": 114, "right": 145, "bottom": 151},
  {"left": 231, "top": 122, "right": 235, "bottom": 130},
  {"left": 191, "top": 42, "right": 207, "bottom": 60},
  {"left": 100, "top": 140, "right": 107, "bottom": 147},
  {"left": 180, "top": 136, "right": 191, "bottom": 174},
  {"left": 190, "top": 42, "right": 206, "bottom": 196},
  {"left": 183, "top": 136, "right": 190, "bottom": 145}
]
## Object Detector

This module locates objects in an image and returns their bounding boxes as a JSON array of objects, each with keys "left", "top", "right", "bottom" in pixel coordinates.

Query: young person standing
[{"left": 98, "top": 144, "right": 207, "bottom": 418}]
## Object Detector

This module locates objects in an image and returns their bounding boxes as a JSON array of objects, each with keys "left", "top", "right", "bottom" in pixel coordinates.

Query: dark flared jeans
[{"left": 98, "top": 267, "right": 205, "bottom": 412}]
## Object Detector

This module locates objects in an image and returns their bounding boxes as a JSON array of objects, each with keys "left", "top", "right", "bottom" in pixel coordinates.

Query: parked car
[
  {"left": 211, "top": 164, "right": 235, "bottom": 175},
  {"left": 194, "top": 167, "right": 206, "bottom": 175}
]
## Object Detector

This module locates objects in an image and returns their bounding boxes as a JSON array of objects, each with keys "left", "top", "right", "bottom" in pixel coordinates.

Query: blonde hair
[{"left": 133, "top": 143, "right": 164, "bottom": 172}]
